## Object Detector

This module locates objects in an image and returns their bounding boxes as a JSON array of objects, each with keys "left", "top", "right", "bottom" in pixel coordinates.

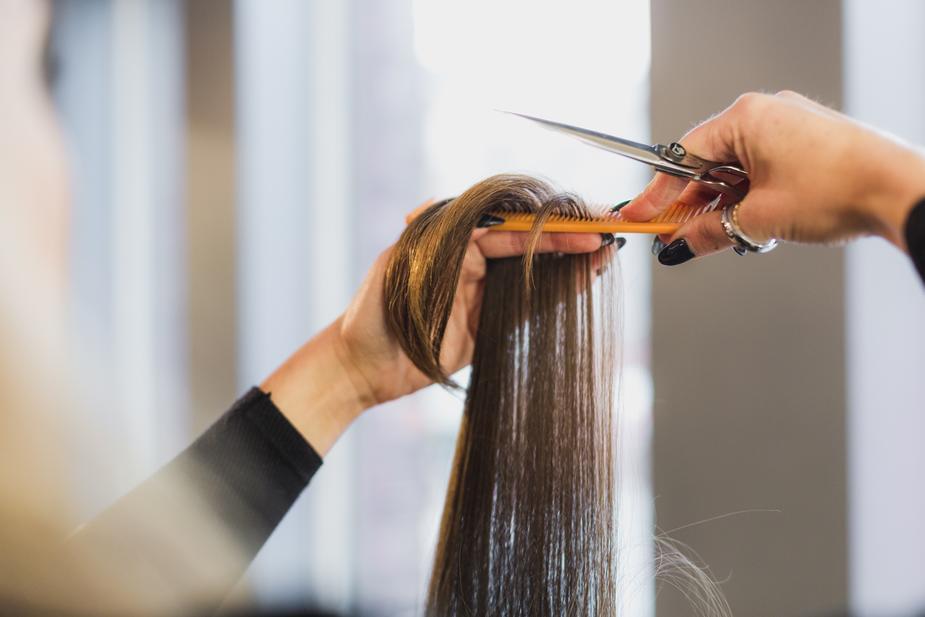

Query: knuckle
[
  {"left": 689, "top": 214, "right": 727, "bottom": 255},
  {"left": 732, "top": 92, "right": 766, "bottom": 115},
  {"left": 507, "top": 233, "right": 523, "bottom": 255},
  {"left": 775, "top": 89, "right": 801, "bottom": 100},
  {"left": 691, "top": 221, "right": 713, "bottom": 254},
  {"left": 737, "top": 202, "right": 773, "bottom": 243},
  {"left": 552, "top": 234, "right": 579, "bottom": 253}
]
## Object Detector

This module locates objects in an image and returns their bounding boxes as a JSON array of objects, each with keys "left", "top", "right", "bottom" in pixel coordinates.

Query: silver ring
[{"left": 720, "top": 203, "right": 779, "bottom": 254}]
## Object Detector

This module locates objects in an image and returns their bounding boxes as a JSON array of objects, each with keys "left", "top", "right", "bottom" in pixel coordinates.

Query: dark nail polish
[
  {"left": 733, "top": 246, "right": 748, "bottom": 256},
  {"left": 477, "top": 214, "right": 505, "bottom": 228},
  {"left": 657, "top": 238, "right": 695, "bottom": 266},
  {"left": 600, "top": 233, "right": 616, "bottom": 247},
  {"left": 615, "top": 236, "right": 626, "bottom": 250},
  {"left": 610, "top": 199, "right": 632, "bottom": 213},
  {"left": 651, "top": 236, "right": 666, "bottom": 256}
]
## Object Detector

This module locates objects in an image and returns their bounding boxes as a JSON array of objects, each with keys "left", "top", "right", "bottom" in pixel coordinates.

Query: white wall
[
  {"left": 844, "top": 2, "right": 925, "bottom": 614},
  {"left": 234, "top": 0, "right": 355, "bottom": 609}
]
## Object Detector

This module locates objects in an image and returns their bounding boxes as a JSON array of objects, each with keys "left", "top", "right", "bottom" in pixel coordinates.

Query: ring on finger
[{"left": 720, "top": 202, "right": 779, "bottom": 254}]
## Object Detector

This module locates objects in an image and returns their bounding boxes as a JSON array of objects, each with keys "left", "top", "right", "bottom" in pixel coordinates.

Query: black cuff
[
  {"left": 905, "top": 197, "right": 925, "bottom": 286},
  {"left": 238, "top": 387, "right": 323, "bottom": 483}
]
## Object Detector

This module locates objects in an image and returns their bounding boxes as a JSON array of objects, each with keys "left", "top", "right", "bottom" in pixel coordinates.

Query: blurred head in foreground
[{"left": 0, "top": 2, "right": 246, "bottom": 614}]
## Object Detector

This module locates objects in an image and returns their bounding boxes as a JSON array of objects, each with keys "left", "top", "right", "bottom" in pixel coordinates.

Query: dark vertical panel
[
  {"left": 185, "top": 0, "right": 237, "bottom": 431},
  {"left": 649, "top": 1, "right": 847, "bottom": 615}
]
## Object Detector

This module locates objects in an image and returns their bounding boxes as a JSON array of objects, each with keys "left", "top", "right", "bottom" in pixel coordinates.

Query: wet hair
[{"left": 384, "top": 174, "right": 619, "bottom": 615}]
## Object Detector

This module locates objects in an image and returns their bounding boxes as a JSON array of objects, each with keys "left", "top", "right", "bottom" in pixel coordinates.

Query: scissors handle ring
[
  {"left": 703, "top": 164, "right": 748, "bottom": 180},
  {"left": 696, "top": 165, "right": 750, "bottom": 203}
]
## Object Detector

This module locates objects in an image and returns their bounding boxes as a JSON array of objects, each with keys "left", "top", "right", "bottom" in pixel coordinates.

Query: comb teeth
[
  {"left": 492, "top": 211, "right": 597, "bottom": 223},
  {"left": 484, "top": 196, "right": 724, "bottom": 235}
]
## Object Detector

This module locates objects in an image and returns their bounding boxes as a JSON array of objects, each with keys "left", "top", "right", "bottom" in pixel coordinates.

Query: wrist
[
  {"left": 860, "top": 141, "right": 925, "bottom": 250},
  {"left": 260, "top": 320, "right": 370, "bottom": 456}
]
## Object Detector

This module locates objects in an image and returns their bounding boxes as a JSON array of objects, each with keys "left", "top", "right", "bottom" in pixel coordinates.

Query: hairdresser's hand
[
  {"left": 262, "top": 201, "right": 611, "bottom": 454},
  {"left": 619, "top": 91, "right": 925, "bottom": 265}
]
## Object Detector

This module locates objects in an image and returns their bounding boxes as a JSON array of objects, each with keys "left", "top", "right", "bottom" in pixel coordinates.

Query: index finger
[
  {"left": 618, "top": 172, "right": 690, "bottom": 223},
  {"left": 475, "top": 229, "right": 604, "bottom": 258},
  {"left": 619, "top": 94, "right": 750, "bottom": 223}
]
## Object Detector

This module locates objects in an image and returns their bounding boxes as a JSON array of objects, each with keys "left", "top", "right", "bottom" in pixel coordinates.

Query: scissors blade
[{"left": 504, "top": 111, "right": 666, "bottom": 168}]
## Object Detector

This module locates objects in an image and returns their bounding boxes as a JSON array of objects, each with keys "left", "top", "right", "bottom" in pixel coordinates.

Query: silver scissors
[{"left": 505, "top": 112, "right": 750, "bottom": 204}]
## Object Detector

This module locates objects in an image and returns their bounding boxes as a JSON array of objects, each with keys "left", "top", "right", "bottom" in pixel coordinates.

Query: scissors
[{"left": 505, "top": 112, "right": 750, "bottom": 204}]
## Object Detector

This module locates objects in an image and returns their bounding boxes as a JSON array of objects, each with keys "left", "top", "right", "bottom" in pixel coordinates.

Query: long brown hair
[{"left": 384, "top": 174, "right": 619, "bottom": 615}]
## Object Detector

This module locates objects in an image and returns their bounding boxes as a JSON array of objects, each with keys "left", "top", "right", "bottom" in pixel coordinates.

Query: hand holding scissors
[
  {"left": 619, "top": 92, "right": 925, "bottom": 264},
  {"left": 512, "top": 91, "right": 925, "bottom": 265}
]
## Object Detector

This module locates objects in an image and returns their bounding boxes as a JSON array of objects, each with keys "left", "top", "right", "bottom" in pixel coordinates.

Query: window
[{"left": 56, "top": 0, "right": 653, "bottom": 613}]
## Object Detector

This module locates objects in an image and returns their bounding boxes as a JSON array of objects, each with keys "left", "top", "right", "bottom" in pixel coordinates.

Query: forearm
[{"left": 261, "top": 318, "right": 371, "bottom": 456}]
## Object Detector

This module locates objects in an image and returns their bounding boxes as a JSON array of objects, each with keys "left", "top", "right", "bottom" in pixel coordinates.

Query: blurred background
[{"left": 38, "top": 0, "right": 925, "bottom": 616}]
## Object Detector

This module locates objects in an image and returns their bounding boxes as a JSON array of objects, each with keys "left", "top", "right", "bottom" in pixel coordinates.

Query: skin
[
  {"left": 4, "top": 9, "right": 922, "bottom": 457},
  {"left": 619, "top": 90, "right": 925, "bottom": 257},
  {"left": 266, "top": 92, "right": 925, "bottom": 453},
  {"left": 2, "top": 1, "right": 606, "bottom": 459},
  {"left": 3, "top": 5, "right": 919, "bottom": 613},
  {"left": 262, "top": 216, "right": 606, "bottom": 454}
]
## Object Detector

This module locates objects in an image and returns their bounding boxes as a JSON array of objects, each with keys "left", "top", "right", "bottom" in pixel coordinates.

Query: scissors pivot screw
[{"left": 667, "top": 142, "right": 687, "bottom": 162}]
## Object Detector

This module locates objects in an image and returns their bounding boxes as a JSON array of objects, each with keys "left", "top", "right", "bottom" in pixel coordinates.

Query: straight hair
[
  {"left": 384, "top": 174, "right": 732, "bottom": 617},
  {"left": 384, "top": 174, "right": 619, "bottom": 615}
]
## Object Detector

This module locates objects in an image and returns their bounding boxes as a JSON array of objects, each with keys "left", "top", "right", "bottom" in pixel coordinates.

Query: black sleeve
[
  {"left": 69, "top": 388, "right": 322, "bottom": 613},
  {"left": 179, "top": 387, "right": 323, "bottom": 554},
  {"left": 906, "top": 197, "right": 925, "bottom": 285}
]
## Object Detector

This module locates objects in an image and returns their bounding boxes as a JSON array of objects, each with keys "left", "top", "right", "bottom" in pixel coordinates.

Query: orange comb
[{"left": 483, "top": 197, "right": 723, "bottom": 235}]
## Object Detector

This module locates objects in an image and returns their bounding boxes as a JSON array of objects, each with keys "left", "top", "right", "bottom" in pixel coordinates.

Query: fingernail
[
  {"left": 477, "top": 214, "right": 505, "bottom": 228},
  {"left": 610, "top": 199, "right": 632, "bottom": 213},
  {"left": 657, "top": 238, "right": 695, "bottom": 266},
  {"left": 651, "top": 236, "right": 666, "bottom": 256},
  {"left": 733, "top": 246, "right": 748, "bottom": 256},
  {"left": 600, "top": 234, "right": 627, "bottom": 250}
]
